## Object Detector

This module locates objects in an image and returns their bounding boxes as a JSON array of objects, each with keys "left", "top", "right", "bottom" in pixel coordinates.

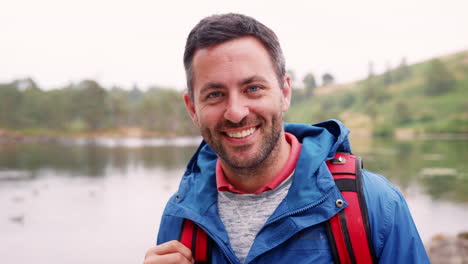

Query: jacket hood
[{"left": 285, "top": 119, "right": 351, "bottom": 155}]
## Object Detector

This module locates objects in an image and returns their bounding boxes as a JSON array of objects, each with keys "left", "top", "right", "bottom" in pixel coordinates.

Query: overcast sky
[{"left": 2, "top": 0, "right": 467, "bottom": 90}]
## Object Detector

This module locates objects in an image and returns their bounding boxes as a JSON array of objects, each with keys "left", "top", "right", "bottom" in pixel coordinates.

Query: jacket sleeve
[
  {"left": 156, "top": 208, "right": 185, "bottom": 245},
  {"left": 362, "top": 170, "right": 430, "bottom": 264}
]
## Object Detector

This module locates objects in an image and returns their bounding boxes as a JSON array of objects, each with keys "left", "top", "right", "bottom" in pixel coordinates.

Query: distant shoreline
[
  {"left": 1, "top": 127, "right": 467, "bottom": 144},
  {"left": 0, "top": 128, "right": 198, "bottom": 144}
]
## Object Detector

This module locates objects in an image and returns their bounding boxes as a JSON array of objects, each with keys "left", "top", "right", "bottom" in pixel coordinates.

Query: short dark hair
[{"left": 183, "top": 13, "right": 286, "bottom": 100}]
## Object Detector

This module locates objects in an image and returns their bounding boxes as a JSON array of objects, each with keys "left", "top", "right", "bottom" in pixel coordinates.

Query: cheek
[
  {"left": 197, "top": 106, "right": 222, "bottom": 127},
  {"left": 250, "top": 98, "right": 281, "bottom": 116}
]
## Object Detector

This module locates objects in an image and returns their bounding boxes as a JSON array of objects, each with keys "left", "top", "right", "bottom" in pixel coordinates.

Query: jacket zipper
[{"left": 267, "top": 191, "right": 334, "bottom": 225}]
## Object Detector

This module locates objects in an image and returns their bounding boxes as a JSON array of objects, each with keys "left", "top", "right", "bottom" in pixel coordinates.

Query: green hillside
[{"left": 286, "top": 50, "right": 468, "bottom": 137}]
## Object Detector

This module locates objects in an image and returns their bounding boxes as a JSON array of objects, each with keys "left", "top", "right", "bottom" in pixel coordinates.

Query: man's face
[{"left": 184, "top": 36, "right": 291, "bottom": 169}]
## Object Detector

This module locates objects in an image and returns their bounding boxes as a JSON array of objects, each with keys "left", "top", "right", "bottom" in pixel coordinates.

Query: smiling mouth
[{"left": 225, "top": 127, "right": 256, "bottom": 138}]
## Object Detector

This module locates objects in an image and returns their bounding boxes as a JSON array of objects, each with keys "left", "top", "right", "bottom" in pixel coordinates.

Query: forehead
[
  {"left": 194, "top": 36, "right": 270, "bottom": 59},
  {"left": 191, "top": 36, "right": 276, "bottom": 91}
]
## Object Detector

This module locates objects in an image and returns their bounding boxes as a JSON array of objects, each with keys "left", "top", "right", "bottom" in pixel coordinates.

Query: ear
[
  {"left": 281, "top": 75, "right": 292, "bottom": 112},
  {"left": 183, "top": 91, "right": 200, "bottom": 126}
]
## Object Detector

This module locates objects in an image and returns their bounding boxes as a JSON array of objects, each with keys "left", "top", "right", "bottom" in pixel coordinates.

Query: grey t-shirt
[{"left": 217, "top": 174, "right": 293, "bottom": 263}]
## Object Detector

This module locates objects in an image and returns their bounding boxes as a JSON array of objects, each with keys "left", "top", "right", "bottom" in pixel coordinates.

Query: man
[{"left": 144, "top": 13, "right": 429, "bottom": 263}]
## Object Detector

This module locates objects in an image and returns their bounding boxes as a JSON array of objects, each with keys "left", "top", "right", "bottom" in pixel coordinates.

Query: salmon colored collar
[{"left": 216, "top": 132, "right": 302, "bottom": 194}]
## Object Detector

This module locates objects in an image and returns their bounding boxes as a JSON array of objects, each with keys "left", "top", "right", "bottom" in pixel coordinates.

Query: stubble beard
[{"left": 200, "top": 112, "right": 283, "bottom": 173}]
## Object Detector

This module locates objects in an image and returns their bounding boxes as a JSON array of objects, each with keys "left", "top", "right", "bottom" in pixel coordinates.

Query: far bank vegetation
[{"left": 1, "top": 50, "right": 467, "bottom": 138}]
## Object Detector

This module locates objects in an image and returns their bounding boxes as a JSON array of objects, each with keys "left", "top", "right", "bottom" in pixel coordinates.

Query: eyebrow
[
  {"left": 199, "top": 83, "right": 226, "bottom": 95},
  {"left": 199, "top": 75, "right": 269, "bottom": 94},
  {"left": 239, "top": 75, "right": 268, "bottom": 86}
]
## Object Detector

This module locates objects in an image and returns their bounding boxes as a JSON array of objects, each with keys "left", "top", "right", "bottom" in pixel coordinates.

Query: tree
[
  {"left": 76, "top": 80, "right": 109, "bottom": 130},
  {"left": 0, "top": 83, "right": 22, "bottom": 127},
  {"left": 361, "top": 75, "right": 391, "bottom": 129},
  {"left": 108, "top": 87, "right": 131, "bottom": 127},
  {"left": 137, "top": 87, "right": 194, "bottom": 135},
  {"left": 17, "top": 85, "right": 46, "bottom": 127},
  {"left": 47, "top": 84, "right": 83, "bottom": 130},
  {"left": 322, "top": 73, "right": 335, "bottom": 86},
  {"left": 393, "top": 100, "right": 412, "bottom": 125},
  {"left": 128, "top": 85, "right": 143, "bottom": 104},
  {"left": 368, "top": 61, "right": 375, "bottom": 79},
  {"left": 13, "top": 78, "right": 40, "bottom": 91},
  {"left": 302, "top": 73, "right": 316, "bottom": 97},
  {"left": 394, "top": 57, "right": 411, "bottom": 82},
  {"left": 383, "top": 62, "right": 393, "bottom": 86},
  {"left": 424, "top": 59, "right": 456, "bottom": 96}
]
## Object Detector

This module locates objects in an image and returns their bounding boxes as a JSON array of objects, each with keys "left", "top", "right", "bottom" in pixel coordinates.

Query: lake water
[{"left": 1, "top": 136, "right": 467, "bottom": 263}]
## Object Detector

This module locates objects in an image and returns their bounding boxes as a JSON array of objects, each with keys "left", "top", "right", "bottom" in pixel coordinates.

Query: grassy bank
[{"left": 286, "top": 49, "right": 468, "bottom": 137}]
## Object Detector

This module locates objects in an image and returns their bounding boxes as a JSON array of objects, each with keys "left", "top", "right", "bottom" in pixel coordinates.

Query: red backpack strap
[
  {"left": 179, "top": 219, "right": 211, "bottom": 264},
  {"left": 325, "top": 153, "right": 377, "bottom": 264}
]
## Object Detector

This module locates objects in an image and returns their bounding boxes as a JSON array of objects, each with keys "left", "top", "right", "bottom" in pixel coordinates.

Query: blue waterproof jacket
[{"left": 157, "top": 120, "right": 429, "bottom": 263}]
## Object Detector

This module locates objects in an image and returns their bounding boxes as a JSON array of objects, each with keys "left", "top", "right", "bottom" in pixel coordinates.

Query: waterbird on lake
[{"left": 9, "top": 215, "right": 24, "bottom": 225}]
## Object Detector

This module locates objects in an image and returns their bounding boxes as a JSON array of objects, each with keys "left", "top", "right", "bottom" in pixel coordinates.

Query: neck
[{"left": 220, "top": 131, "right": 291, "bottom": 193}]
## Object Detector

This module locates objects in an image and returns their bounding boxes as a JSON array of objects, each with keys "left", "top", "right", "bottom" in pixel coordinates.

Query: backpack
[{"left": 179, "top": 153, "right": 377, "bottom": 264}]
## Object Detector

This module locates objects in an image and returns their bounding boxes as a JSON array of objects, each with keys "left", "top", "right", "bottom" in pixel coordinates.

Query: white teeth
[{"left": 226, "top": 127, "right": 256, "bottom": 138}]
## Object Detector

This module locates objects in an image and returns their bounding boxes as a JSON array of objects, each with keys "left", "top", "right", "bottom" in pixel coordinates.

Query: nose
[{"left": 224, "top": 95, "right": 249, "bottom": 123}]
